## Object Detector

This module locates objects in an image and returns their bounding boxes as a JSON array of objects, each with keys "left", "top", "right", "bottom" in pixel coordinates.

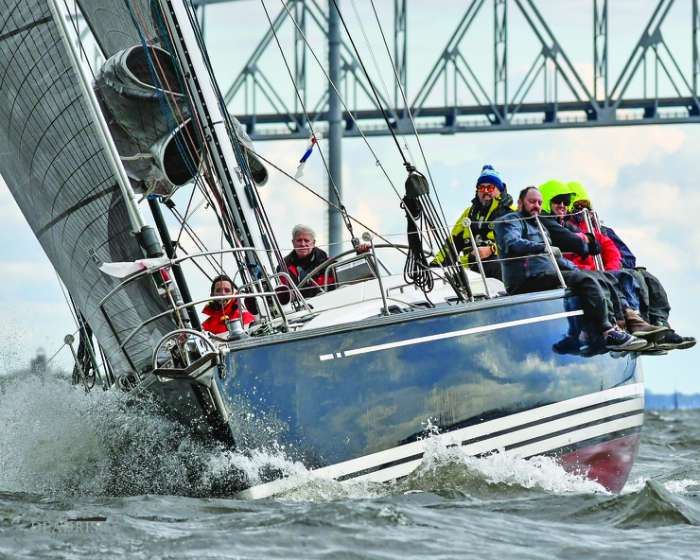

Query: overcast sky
[{"left": 1, "top": 1, "right": 698, "bottom": 392}]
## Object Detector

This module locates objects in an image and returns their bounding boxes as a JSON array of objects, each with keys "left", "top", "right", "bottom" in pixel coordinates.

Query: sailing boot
[{"left": 624, "top": 308, "right": 669, "bottom": 341}]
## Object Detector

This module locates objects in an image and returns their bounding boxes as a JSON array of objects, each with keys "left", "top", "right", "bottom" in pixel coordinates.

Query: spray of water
[
  {"left": 0, "top": 374, "right": 616, "bottom": 501},
  {"left": 0, "top": 374, "right": 304, "bottom": 497}
]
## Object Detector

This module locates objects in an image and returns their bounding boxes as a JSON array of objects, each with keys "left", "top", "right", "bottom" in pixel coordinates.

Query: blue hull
[{"left": 211, "top": 290, "right": 642, "bottom": 492}]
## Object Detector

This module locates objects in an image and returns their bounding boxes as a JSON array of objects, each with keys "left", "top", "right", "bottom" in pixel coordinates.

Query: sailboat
[{"left": 0, "top": 0, "right": 644, "bottom": 498}]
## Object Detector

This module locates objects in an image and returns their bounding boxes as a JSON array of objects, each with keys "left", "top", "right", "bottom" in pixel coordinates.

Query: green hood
[
  {"left": 566, "top": 181, "right": 591, "bottom": 210},
  {"left": 538, "top": 179, "right": 575, "bottom": 213}
]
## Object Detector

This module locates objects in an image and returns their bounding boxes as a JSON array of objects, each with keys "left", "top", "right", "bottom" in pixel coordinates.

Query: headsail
[{"left": 0, "top": 0, "right": 176, "bottom": 374}]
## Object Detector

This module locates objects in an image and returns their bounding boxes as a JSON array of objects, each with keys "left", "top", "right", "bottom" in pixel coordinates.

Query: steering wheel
[{"left": 295, "top": 243, "right": 409, "bottom": 292}]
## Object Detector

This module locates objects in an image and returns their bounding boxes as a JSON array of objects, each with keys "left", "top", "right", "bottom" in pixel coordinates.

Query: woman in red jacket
[
  {"left": 549, "top": 185, "right": 665, "bottom": 339},
  {"left": 201, "top": 274, "right": 254, "bottom": 335},
  {"left": 549, "top": 194, "right": 622, "bottom": 271}
]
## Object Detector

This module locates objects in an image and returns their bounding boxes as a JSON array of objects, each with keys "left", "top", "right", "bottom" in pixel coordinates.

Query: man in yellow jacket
[{"left": 432, "top": 164, "right": 515, "bottom": 280}]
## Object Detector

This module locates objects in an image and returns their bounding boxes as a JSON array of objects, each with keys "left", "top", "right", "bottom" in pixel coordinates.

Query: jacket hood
[
  {"left": 538, "top": 179, "right": 575, "bottom": 214},
  {"left": 566, "top": 181, "right": 591, "bottom": 210}
]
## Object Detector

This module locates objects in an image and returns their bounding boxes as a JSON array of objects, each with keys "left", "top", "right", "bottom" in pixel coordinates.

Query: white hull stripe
[
  {"left": 318, "top": 310, "right": 584, "bottom": 361},
  {"left": 341, "top": 398, "right": 642, "bottom": 481},
  {"left": 355, "top": 414, "right": 643, "bottom": 484},
  {"left": 237, "top": 382, "right": 643, "bottom": 499}
]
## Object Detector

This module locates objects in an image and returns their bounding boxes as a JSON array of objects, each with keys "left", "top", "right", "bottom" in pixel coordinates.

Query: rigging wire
[
  {"left": 347, "top": 0, "right": 396, "bottom": 123},
  {"left": 144, "top": 1, "right": 269, "bottom": 285},
  {"left": 327, "top": 0, "right": 411, "bottom": 170},
  {"left": 165, "top": 207, "right": 221, "bottom": 278},
  {"left": 259, "top": 0, "right": 358, "bottom": 246},
  {"left": 277, "top": 0, "right": 405, "bottom": 205},
  {"left": 366, "top": 0, "right": 450, "bottom": 230},
  {"left": 247, "top": 147, "right": 455, "bottom": 291},
  {"left": 273, "top": 1, "right": 460, "bottom": 293},
  {"left": 249, "top": 147, "right": 389, "bottom": 244},
  {"left": 47, "top": 341, "right": 70, "bottom": 366}
]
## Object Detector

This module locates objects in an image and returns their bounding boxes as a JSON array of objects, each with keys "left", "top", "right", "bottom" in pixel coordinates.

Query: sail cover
[{"left": 0, "top": 0, "right": 176, "bottom": 374}]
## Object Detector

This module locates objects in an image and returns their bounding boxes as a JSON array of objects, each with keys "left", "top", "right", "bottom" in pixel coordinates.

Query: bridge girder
[{"left": 210, "top": 0, "right": 700, "bottom": 140}]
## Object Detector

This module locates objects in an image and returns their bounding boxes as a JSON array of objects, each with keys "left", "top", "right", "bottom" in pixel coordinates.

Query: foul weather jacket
[
  {"left": 202, "top": 299, "right": 254, "bottom": 335},
  {"left": 279, "top": 247, "right": 336, "bottom": 298},
  {"left": 494, "top": 211, "right": 578, "bottom": 293},
  {"left": 563, "top": 217, "right": 622, "bottom": 271},
  {"left": 432, "top": 193, "right": 515, "bottom": 268}
]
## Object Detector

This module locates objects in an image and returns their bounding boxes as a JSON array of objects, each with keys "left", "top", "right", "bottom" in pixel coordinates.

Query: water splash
[
  {"left": 0, "top": 374, "right": 300, "bottom": 497},
  {"left": 399, "top": 429, "right": 606, "bottom": 497}
]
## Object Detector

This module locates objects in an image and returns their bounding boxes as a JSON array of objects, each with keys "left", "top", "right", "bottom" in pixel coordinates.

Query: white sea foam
[
  {"left": 663, "top": 479, "right": 700, "bottom": 494},
  {"left": 409, "top": 429, "right": 608, "bottom": 495}
]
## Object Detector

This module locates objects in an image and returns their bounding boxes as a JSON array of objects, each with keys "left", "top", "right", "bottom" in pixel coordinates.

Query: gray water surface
[{"left": 1, "top": 375, "right": 698, "bottom": 559}]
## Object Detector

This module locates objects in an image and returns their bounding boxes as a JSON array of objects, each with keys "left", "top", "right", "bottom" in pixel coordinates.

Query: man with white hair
[{"left": 278, "top": 224, "right": 335, "bottom": 298}]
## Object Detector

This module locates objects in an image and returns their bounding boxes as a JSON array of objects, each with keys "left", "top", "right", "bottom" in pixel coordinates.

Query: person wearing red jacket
[
  {"left": 201, "top": 274, "right": 255, "bottom": 335},
  {"left": 278, "top": 224, "right": 336, "bottom": 298},
  {"left": 559, "top": 199, "right": 622, "bottom": 271},
  {"left": 547, "top": 185, "right": 666, "bottom": 341}
]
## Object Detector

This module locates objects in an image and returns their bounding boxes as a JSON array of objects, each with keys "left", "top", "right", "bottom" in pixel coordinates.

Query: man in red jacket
[
  {"left": 201, "top": 274, "right": 255, "bottom": 335},
  {"left": 278, "top": 224, "right": 336, "bottom": 298}
]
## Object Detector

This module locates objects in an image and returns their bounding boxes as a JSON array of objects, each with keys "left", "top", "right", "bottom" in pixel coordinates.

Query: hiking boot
[
  {"left": 624, "top": 309, "right": 669, "bottom": 341},
  {"left": 656, "top": 331, "right": 697, "bottom": 351},
  {"left": 605, "top": 327, "right": 647, "bottom": 351}
]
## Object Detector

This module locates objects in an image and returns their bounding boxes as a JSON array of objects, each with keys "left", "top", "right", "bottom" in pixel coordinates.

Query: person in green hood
[
  {"left": 432, "top": 164, "right": 515, "bottom": 280},
  {"left": 562, "top": 182, "right": 694, "bottom": 352}
]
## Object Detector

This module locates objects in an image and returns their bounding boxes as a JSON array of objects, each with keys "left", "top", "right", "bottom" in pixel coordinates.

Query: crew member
[
  {"left": 563, "top": 181, "right": 694, "bottom": 351},
  {"left": 278, "top": 224, "right": 336, "bottom": 298},
  {"left": 201, "top": 274, "right": 254, "bottom": 335},
  {"left": 494, "top": 186, "right": 646, "bottom": 352},
  {"left": 432, "top": 164, "right": 515, "bottom": 279}
]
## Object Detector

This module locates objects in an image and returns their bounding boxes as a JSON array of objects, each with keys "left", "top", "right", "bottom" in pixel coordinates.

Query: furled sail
[
  {"left": 0, "top": 0, "right": 177, "bottom": 374},
  {"left": 77, "top": 0, "right": 275, "bottom": 271}
]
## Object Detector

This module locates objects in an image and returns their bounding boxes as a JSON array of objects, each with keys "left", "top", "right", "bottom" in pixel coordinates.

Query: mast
[
  {"left": 157, "top": 0, "right": 274, "bottom": 286},
  {"left": 328, "top": 0, "right": 343, "bottom": 256}
]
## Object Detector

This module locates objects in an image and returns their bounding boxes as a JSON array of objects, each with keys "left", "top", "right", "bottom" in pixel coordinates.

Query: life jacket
[
  {"left": 202, "top": 298, "right": 254, "bottom": 335},
  {"left": 278, "top": 247, "right": 336, "bottom": 298},
  {"left": 433, "top": 193, "right": 515, "bottom": 267}
]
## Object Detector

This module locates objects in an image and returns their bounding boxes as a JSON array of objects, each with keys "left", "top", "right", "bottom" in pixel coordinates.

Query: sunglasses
[
  {"left": 477, "top": 184, "right": 497, "bottom": 193},
  {"left": 550, "top": 195, "right": 572, "bottom": 206}
]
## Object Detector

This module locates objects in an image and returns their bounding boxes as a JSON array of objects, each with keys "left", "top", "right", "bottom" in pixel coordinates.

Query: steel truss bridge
[{"left": 193, "top": 0, "right": 700, "bottom": 140}]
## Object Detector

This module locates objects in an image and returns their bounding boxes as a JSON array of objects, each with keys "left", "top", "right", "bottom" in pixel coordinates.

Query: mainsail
[{"left": 0, "top": 0, "right": 176, "bottom": 374}]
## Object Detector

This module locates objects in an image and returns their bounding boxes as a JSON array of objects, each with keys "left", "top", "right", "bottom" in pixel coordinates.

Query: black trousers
[
  {"left": 468, "top": 255, "right": 502, "bottom": 281},
  {"left": 595, "top": 271, "right": 627, "bottom": 321},
  {"left": 511, "top": 270, "right": 614, "bottom": 332},
  {"left": 637, "top": 268, "right": 671, "bottom": 325}
]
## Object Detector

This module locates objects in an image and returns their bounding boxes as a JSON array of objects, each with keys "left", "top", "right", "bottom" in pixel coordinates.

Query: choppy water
[{"left": 1, "top": 375, "right": 699, "bottom": 559}]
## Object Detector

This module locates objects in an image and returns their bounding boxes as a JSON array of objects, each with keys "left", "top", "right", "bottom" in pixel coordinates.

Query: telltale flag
[{"left": 294, "top": 135, "right": 319, "bottom": 179}]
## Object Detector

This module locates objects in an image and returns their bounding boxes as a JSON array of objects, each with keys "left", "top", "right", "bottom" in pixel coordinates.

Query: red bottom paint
[{"left": 558, "top": 432, "right": 641, "bottom": 493}]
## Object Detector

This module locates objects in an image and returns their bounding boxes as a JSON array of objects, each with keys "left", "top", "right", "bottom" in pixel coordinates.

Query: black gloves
[{"left": 585, "top": 233, "right": 601, "bottom": 256}]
